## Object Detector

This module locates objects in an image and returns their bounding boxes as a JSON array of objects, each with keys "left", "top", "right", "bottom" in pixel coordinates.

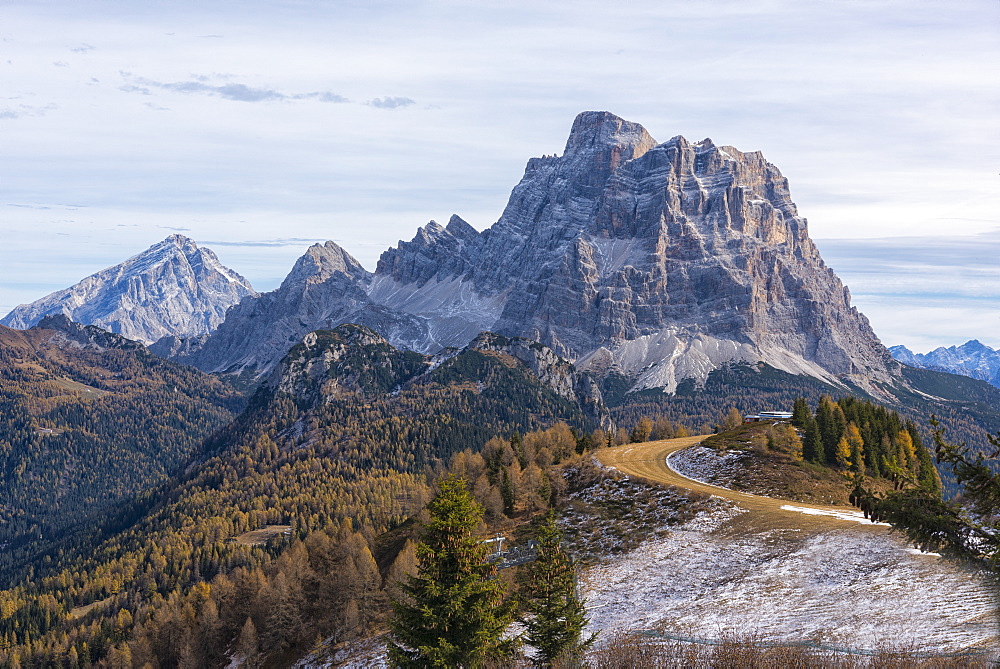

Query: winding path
[
  {"left": 587, "top": 436, "right": 1000, "bottom": 653},
  {"left": 597, "top": 436, "right": 891, "bottom": 533}
]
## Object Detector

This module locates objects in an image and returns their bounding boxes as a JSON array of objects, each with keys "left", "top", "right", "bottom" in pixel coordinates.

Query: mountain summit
[
  {"left": 891, "top": 340, "right": 1000, "bottom": 389},
  {"left": 1, "top": 234, "right": 256, "bottom": 343},
  {"left": 170, "top": 112, "right": 895, "bottom": 393}
]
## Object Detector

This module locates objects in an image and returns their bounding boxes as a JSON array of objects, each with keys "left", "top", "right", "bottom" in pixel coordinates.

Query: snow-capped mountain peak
[{"left": 1, "top": 235, "right": 256, "bottom": 343}]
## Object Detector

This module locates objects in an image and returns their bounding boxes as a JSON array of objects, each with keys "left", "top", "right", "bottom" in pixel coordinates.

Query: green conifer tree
[
  {"left": 816, "top": 396, "right": 843, "bottom": 465},
  {"left": 844, "top": 422, "right": 865, "bottom": 474},
  {"left": 521, "top": 510, "right": 595, "bottom": 666},
  {"left": 501, "top": 468, "right": 516, "bottom": 517},
  {"left": 791, "top": 397, "right": 811, "bottom": 428},
  {"left": 388, "top": 475, "right": 518, "bottom": 668},
  {"left": 802, "top": 416, "right": 823, "bottom": 463},
  {"left": 852, "top": 420, "right": 998, "bottom": 564}
]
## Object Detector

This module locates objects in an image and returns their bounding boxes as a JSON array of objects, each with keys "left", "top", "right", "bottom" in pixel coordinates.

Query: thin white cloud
[
  {"left": 367, "top": 96, "right": 415, "bottom": 109},
  {"left": 817, "top": 232, "right": 1000, "bottom": 349},
  {"left": 203, "top": 238, "right": 332, "bottom": 248},
  {"left": 118, "top": 72, "right": 348, "bottom": 103},
  {"left": 0, "top": 103, "right": 56, "bottom": 119}
]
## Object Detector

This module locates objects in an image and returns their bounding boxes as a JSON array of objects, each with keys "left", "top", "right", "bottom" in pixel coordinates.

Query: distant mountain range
[
  {"left": 1, "top": 234, "right": 255, "bottom": 343},
  {"left": 891, "top": 341, "right": 1000, "bottom": 389},
  {"left": 8, "top": 112, "right": 999, "bottom": 416},
  {"left": 154, "top": 112, "right": 897, "bottom": 399}
]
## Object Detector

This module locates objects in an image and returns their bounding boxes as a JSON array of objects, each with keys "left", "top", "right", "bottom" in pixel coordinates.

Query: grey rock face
[
  {"left": 366, "top": 111, "right": 894, "bottom": 391},
  {"left": 36, "top": 313, "right": 146, "bottom": 352},
  {"left": 178, "top": 111, "right": 896, "bottom": 393},
  {"left": 891, "top": 341, "right": 1000, "bottom": 389},
  {"left": 1, "top": 235, "right": 255, "bottom": 343},
  {"left": 174, "top": 241, "right": 436, "bottom": 374}
]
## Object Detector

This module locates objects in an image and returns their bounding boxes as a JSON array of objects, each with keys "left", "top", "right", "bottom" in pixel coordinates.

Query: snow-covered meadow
[{"left": 580, "top": 496, "right": 999, "bottom": 656}]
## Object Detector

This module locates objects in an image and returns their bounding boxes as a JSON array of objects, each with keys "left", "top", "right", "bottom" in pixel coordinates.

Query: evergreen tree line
[
  {"left": 0, "top": 333, "right": 243, "bottom": 586},
  {"left": 791, "top": 396, "right": 940, "bottom": 493},
  {"left": 853, "top": 421, "right": 1000, "bottom": 568},
  {"left": 0, "top": 330, "right": 609, "bottom": 664},
  {"left": 610, "top": 360, "right": 1000, "bottom": 495}
]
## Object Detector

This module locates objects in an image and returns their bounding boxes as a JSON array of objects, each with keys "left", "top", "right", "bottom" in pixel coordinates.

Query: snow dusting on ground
[
  {"left": 669, "top": 443, "right": 748, "bottom": 488},
  {"left": 304, "top": 457, "right": 999, "bottom": 664},
  {"left": 580, "top": 504, "right": 999, "bottom": 654},
  {"left": 780, "top": 504, "right": 890, "bottom": 526},
  {"left": 295, "top": 634, "right": 389, "bottom": 668}
]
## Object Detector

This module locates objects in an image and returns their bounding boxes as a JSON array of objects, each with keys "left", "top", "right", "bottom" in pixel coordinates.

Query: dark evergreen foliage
[
  {"left": 520, "top": 510, "right": 594, "bottom": 666},
  {"left": 388, "top": 475, "right": 518, "bottom": 667},
  {"left": 0, "top": 327, "right": 594, "bottom": 666},
  {"left": 0, "top": 326, "right": 243, "bottom": 585},
  {"left": 853, "top": 420, "right": 1000, "bottom": 566}
]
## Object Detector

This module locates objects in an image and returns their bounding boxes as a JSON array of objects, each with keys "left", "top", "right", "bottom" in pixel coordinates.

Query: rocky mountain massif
[
  {"left": 1, "top": 234, "right": 255, "bottom": 343},
  {"left": 168, "top": 112, "right": 894, "bottom": 396},
  {"left": 891, "top": 340, "right": 1000, "bottom": 389}
]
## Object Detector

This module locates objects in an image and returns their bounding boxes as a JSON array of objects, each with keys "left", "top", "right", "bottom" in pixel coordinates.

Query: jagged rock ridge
[
  {"left": 268, "top": 323, "right": 611, "bottom": 430},
  {"left": 170, "top": 112, "right": 896, "bottom": 394},
  {"left": 891, "top": 341, "right": 1000, "bottom": 389},
  {"left": 1, "top": 234, "right": 256, "bottom": 343}
]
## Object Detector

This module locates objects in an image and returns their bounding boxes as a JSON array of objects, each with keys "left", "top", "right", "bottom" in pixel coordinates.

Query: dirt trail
[
  {"left": 589, "top": 436, "right": 1000, "bottom": 652},
  {"left": 597, "top": 436, "right": 888, "bottom": 534}
]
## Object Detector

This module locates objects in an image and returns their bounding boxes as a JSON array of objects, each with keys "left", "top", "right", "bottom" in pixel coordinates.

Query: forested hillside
[
  {"left": 0, "top": 320, "right": 995, "bottom": 666},
  {"left": 0, "top": 325, "right": 613, "bottom": 665},
  {"left": 0, "top": 321, "right": 244, "bottom": 586}
]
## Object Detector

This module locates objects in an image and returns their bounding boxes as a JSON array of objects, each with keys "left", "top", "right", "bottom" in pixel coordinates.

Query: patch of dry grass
[
  {"left": 232, "top": 524, "right": 293, "bottom": 546},
  {"left": 588, "top": 631, "right": 992, "bottom": 668}
]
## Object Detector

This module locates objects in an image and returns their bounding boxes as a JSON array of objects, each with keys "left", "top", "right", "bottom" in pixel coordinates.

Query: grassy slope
[
  {"left": 611, "top": 362, "right": 1000, "bottom": 487},
  {"left": 696, "top": 423, "right": 894, "bottom": 505}
]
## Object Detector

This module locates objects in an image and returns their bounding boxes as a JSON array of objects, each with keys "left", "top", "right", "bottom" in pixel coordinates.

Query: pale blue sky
[{"left": 2, "top": 0, "right": 998, "bottom": 351}]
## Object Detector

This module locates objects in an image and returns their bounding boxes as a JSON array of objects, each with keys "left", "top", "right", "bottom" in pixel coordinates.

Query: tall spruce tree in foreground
[
  {"left": 521, "top": 510, "right": 595, "bottom": 666},
  {"left": 388, "top": 475, "right": 518, "bottom": 668}
]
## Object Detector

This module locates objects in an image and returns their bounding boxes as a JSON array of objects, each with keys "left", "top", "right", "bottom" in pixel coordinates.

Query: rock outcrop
[
  {"left": 172, "top": 241, "right": 434, "bottom": 373},
  {"left": 170, "top": 112, "right": 897, "bottom": 394},
  {"left": 1, "top": 235, "right": 255, "bottom": 343},
  {"left": 262, "top": 323, "right": 610, "bottom": 431}
]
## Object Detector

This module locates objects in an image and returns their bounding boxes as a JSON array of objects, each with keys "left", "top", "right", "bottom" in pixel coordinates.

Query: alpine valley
[{"left": 2, "top": 112, "right": 999, "bottom": 666}]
